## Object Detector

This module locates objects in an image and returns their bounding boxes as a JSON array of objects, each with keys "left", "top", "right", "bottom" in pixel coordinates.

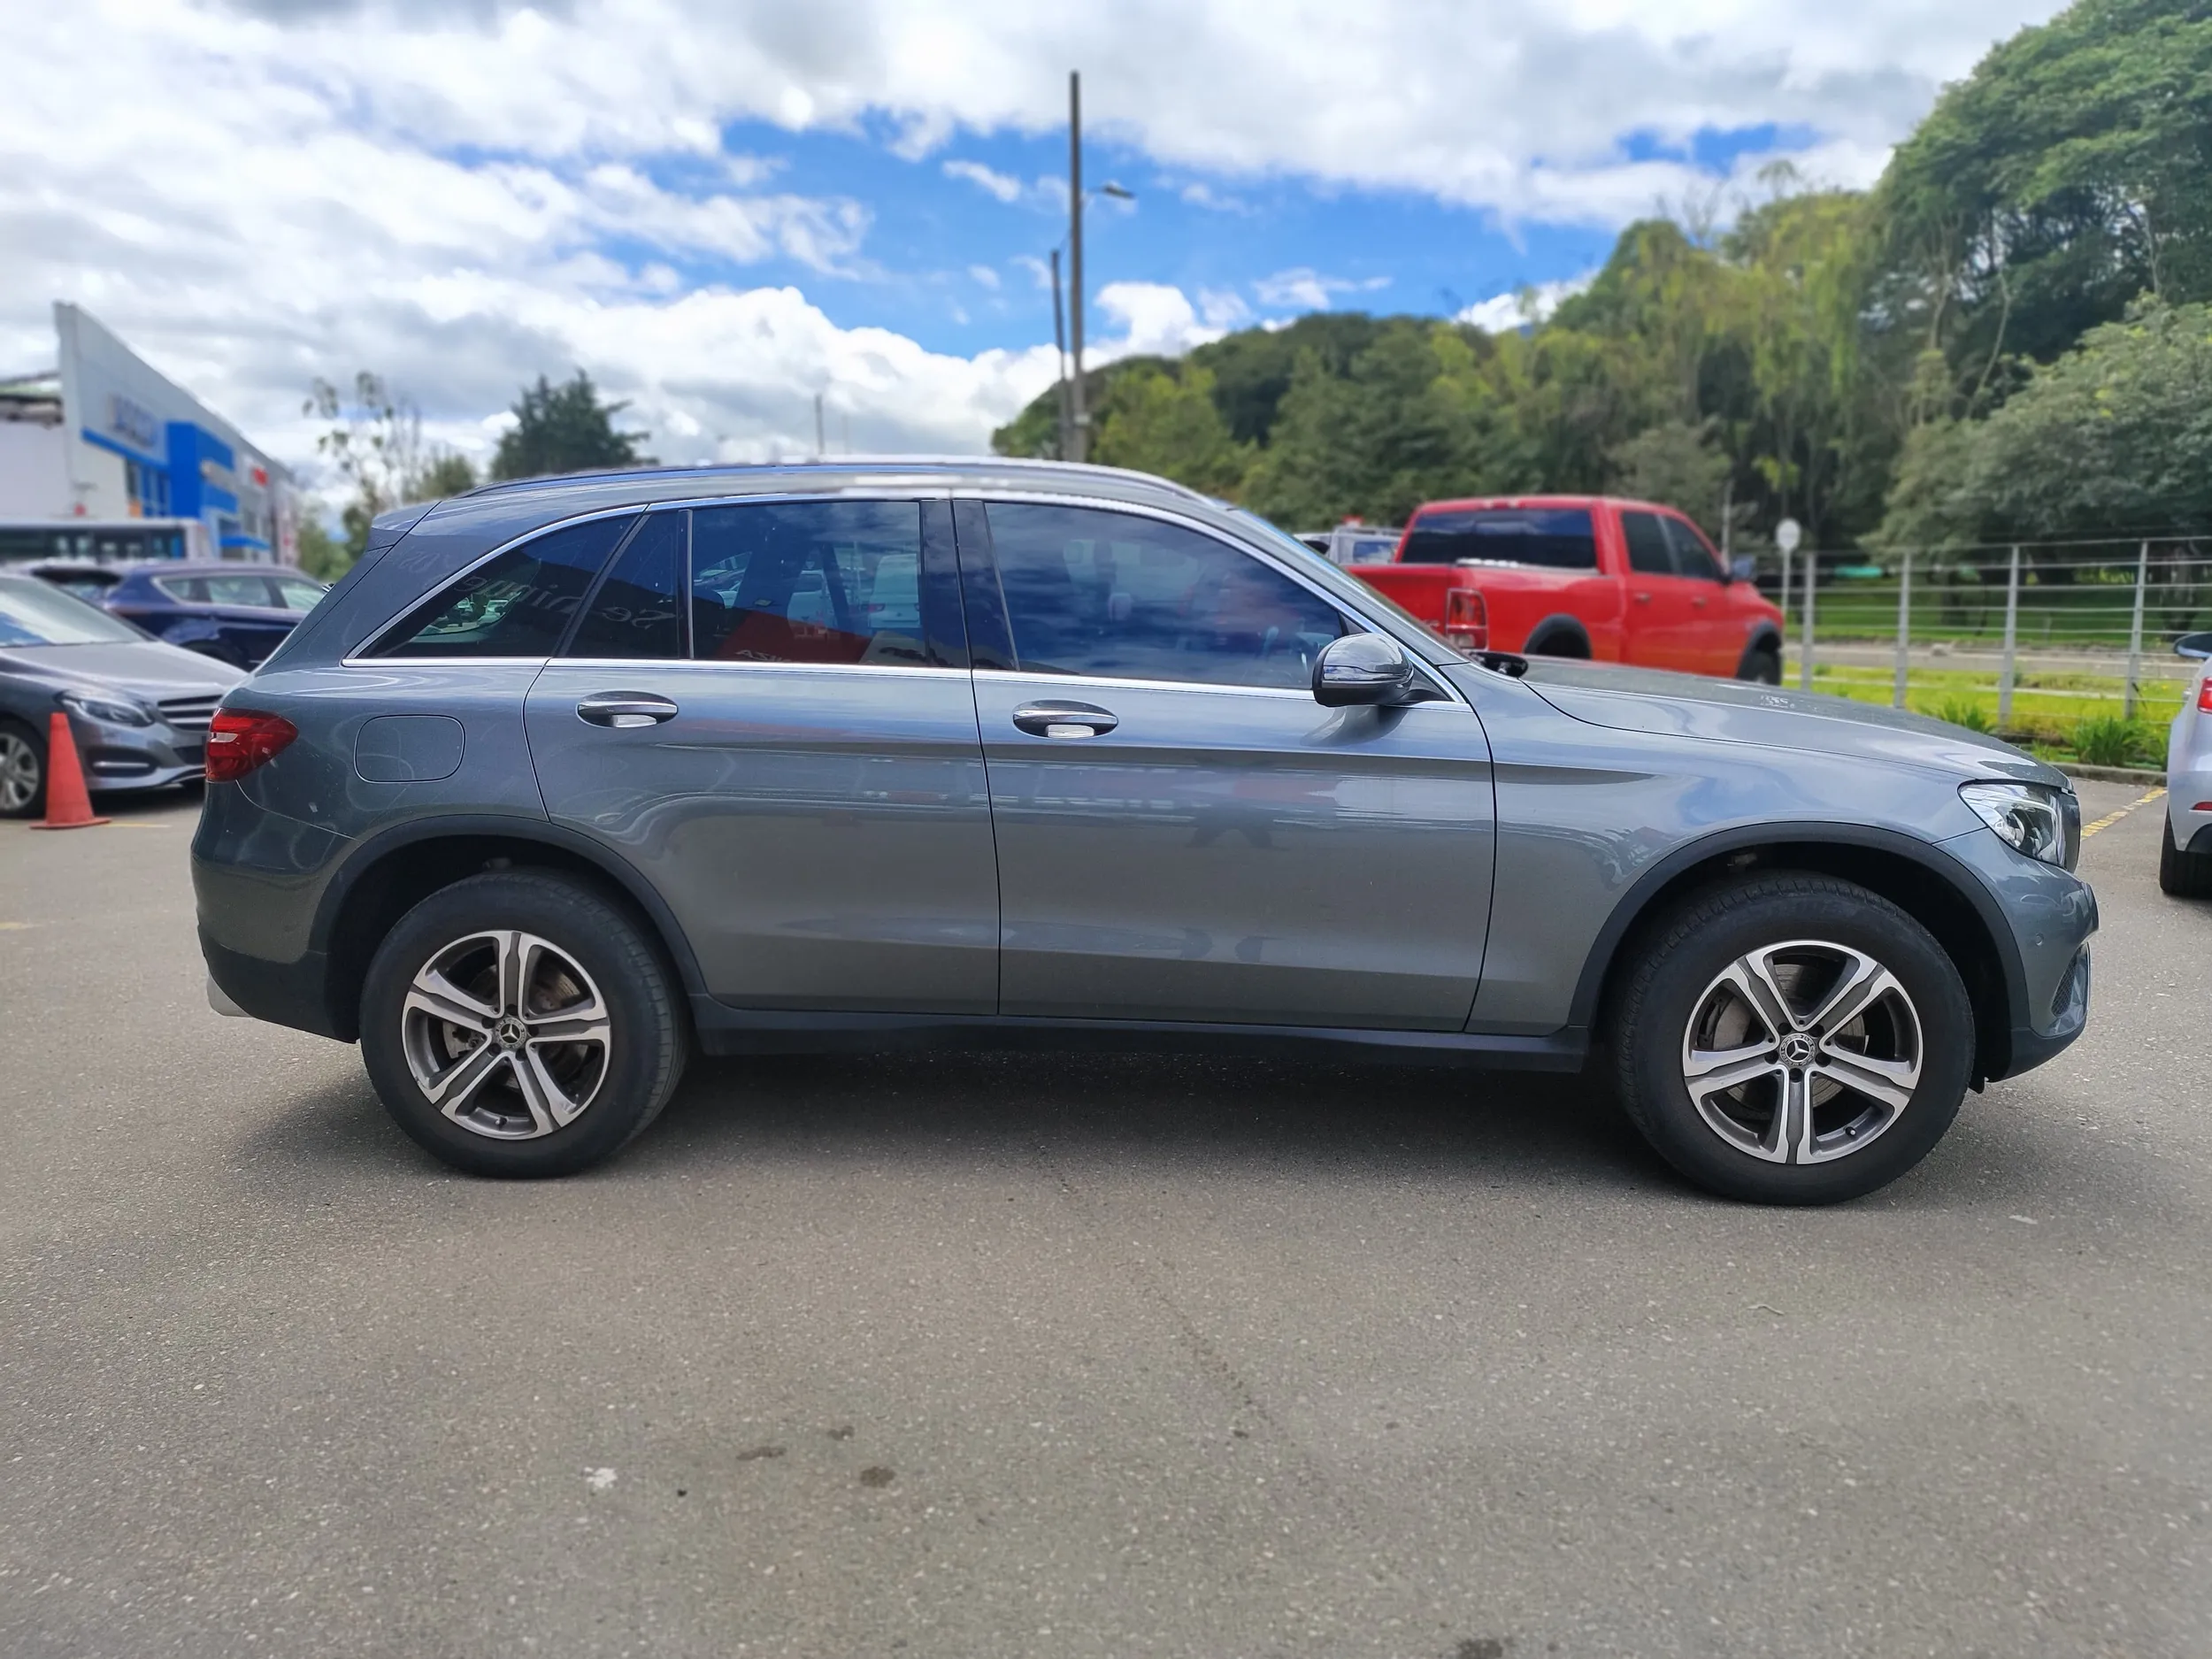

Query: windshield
[
  {"left": 1402, "top": 506, "right": 1598, "bottom": 569},
  {"left": 0, "top": 576, "right": 149, "bottom": 646}
]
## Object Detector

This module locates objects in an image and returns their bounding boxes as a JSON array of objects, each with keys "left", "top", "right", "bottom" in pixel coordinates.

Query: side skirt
[{"left": 689, "top": 997, "right": 1589, "bottom": 1071}]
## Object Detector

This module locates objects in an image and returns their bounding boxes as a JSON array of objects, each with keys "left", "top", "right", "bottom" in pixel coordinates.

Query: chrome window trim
[
  {"left": 542, "top": 657, "right": 955, "bottom": 679},
  {"left": 338, "top": 654, "right": 555, "bottom": 669},
  {"left": 349, "top": 489, "right": 956, "bottom": 663},
  {"left": 961, "top": 488, "right": 1467, "bottom": 708}
]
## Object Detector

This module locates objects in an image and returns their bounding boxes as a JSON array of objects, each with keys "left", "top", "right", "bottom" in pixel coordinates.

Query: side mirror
[
  {"left": 1729, "top": 555, "right": 1757, "bottom": 584},
  {"left": 1314, "top": 632, "right": 1417, "bottom": 707},
  {"left": 2176, "top": 631, "right": 2212, "bottom": 661}
]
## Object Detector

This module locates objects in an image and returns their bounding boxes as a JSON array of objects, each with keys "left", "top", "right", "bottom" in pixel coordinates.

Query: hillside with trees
[{"left": 994, "top": 0, "right": 2212, "bottom": 553}]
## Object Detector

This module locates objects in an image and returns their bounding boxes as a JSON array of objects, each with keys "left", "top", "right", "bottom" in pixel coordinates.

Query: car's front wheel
[
  {"left": 359, "top": 872, "right": 688, "bottom": 1177},
  {"left": 1610, "top": 872, "right": 1974, "bottom": 1203},
  {"left": 0, "top": 718, "right": 45, "bottom": 819}
]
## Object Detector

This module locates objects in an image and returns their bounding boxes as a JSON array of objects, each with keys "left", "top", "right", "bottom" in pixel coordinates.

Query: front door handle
[
  {"left": 1011, "top": 701, "right": 1118, "bottom": 739},
  {"left": 1632, "top": 591, "right": 1654, "bottom": 603},
  {"left": 576, "top": 691, "right": 679, "bottom": 729}
]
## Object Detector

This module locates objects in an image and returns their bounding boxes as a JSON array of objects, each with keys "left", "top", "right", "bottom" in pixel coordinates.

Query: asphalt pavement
[{"left": 2, "top": 780, "right": 2207, "bottom": 1658}]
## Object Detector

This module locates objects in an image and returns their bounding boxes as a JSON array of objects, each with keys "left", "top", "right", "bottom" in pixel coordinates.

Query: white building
[{"left": 0, "top": 303, "right": 296, "bottom": 566}]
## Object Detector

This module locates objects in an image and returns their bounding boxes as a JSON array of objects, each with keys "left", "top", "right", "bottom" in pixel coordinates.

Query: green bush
[
  {"left": 2070, "top": 715, "right": 2151, "bottom": 768},
  {"left": 1926, "top": 697, "right": 1993, "bottom": 733}
]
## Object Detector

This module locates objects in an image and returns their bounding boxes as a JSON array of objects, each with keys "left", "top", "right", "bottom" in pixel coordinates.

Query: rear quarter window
[
  {"left": 1401, "top": 508, "right": 1597, "bottom": 570},
  {"left": 373, "top": 514, "right": 637, "bottom": 658}
]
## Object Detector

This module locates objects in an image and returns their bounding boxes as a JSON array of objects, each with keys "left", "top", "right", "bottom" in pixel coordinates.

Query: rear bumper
[
  {"left": 2170, "top": 768, "right": 2212, "bottom": 854},
  {"left": 199, "top": 931, "right": 344, "bottom": 1041}
]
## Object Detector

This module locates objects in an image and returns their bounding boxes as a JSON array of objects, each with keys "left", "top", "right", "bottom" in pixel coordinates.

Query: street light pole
[
  {"left": 1067, "top": 69, "right": 1086, "bottom": 465},
  {"left": 1050, "top": 248, "right": 1071, "bottom": 461}
]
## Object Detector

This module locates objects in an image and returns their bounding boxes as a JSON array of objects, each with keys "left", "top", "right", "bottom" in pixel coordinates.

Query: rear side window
[
  {"left": 1401, "top": 508, "right": 1597, "bottom": 570},
  {"left": 274, "top": 577, "right": 328, "bottom": 611},
  {"left": 983, "top": 502, "right": 1345, "bottom": 689},
  {"left": 376, "top": 514, "right": 636, "bottom": 657},
  {"left": 155, "top": 576, "right": 208, "bottom": 603},
  {"left": 689, "top": 501, "right": 931, "bottom": 665},
  {"left": 1621, "top": 511, "right": 1676, "bottom": 575},
  {"left": 565, "top": 511, "right": 686, "bottom": 660}
]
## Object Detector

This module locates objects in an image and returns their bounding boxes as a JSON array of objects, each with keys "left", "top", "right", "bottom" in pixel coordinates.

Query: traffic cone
[{"left": 30, "top": 710, "right": 109, "bottom": 830}]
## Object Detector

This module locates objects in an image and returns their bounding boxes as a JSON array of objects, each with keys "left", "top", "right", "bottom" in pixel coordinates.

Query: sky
[{"left": 0, "top": 0, "right": 2065, "bottom": 501}]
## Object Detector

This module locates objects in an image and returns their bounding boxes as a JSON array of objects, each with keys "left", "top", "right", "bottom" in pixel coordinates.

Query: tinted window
[
  {"left": 273, "top": 577, "right": 328, "bottom": 611},
  {"left": 155, "top": 576, "right": 208, "bottom": 603},
  {"left": 379, "top": 514, "right": 635, "bottom": 657},
  {"left": 1401, "top": 507, "right": 1597, "bottom": 570},
  {"left": 985, "top": 503, "right": 1344, "bottom": 689},
  {"left": 566, "top": 511, "right": 686, "bottom": 660},
  {"left": 1621, "top": 511, "right": 1676, "bottom": 576},
  {"left": 690, "top": 501, "right": 929, "bottom": 666},
  {"left": 204, "top": 574, "right": 278, "bottom": 607},
  {"left": 1663, "top": 516, "right": 1724, "bottom": 581}
]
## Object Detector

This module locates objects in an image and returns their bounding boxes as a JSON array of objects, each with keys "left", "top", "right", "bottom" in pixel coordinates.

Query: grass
[{"left": 1799, "top": 662, "right": 2180, "bottom": 768}]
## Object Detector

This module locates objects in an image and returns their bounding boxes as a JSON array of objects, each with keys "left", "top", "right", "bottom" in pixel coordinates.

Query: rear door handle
[
  {"left": 1010, "top": 701, "right": 1118, "bottom": 739},
  {"left": 576, "top": 691, "right": 679, "bottom": 729}
]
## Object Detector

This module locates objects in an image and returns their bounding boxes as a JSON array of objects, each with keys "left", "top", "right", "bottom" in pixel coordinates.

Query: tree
[
  {"left": 417, "top": 451, "right": 479, "bottom": 498},
  {"left": 304, "top": 373, "right": 481, "bottom": 564},
  {"left": 491, "top": 372, "right": 650, "bottom": 481},
  {"left": 1878, "top": 297, "right": 2212, "bottom": 548},
  {"left": 1090, "top": 365, "right": 1253, "bottom": 497},
  {"left": 1608, "top": 421, "right": 1733, "bottom": 534},
  {"left": 295, "top": 515, "right": 350, "bottom": 582}
]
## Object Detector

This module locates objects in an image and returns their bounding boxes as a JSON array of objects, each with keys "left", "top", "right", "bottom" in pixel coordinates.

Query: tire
[
  {"left": 2160, "top": 817, "right": 2212, "bottom": 898},
  {"left": 0, "top": 718, "right": 46, "bottom": 819},
  {"left": 1523, "top": 620, "right": 1591, "bottom": 659},
  {"left": 1609, "top": 872, "right": 1975, "bottom": 1204},
  {"left": 359, "top": 871, "right": 688, "bottom": 1177},
  {"left": 1740, "top": 646, "right": 1783, "bottom": 685}
]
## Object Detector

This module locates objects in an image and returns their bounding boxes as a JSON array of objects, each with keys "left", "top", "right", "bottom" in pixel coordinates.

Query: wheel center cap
[
  {"left": 495, "top": 1016, "right": 528, "bottom": 1051},
  {"left": 1780, "top": 1033, "right": 1816, "bottom": 1067}
]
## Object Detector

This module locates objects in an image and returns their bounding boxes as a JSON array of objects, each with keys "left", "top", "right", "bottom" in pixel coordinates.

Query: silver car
[
  {"left": 192, "top": 460, "right": 2096, "bottom": 1203},
  {"left": 0, "top": 573, "right": 242, "bottom": 816},
  {"left": 2162, "top": 629, "right": 2212, "bottom": 898}
]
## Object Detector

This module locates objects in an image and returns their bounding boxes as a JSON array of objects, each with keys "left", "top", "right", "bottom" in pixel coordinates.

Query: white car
[{"left": 2162, "top": 629, "right": 2212, "bottom": 897}]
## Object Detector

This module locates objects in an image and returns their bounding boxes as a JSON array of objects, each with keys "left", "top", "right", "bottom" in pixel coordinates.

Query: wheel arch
[
  {"left": 311, "top": 815, "right": 707, "bottom": 1043},
  {"left": 1571, "top": 826, "right": 2025, "bottom": 1086},
  {"left": 1520, "top": 615, "right": 1593, "bottom": 658},
  {"left": 1734, "top": 626, "right": 1783, "bottom": 677}
]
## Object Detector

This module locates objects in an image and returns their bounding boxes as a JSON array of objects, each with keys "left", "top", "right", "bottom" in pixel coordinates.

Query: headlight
[
  {"left": 1960, "top": 780, "right": 2073, "bottom": 868},
  {"left": 58, "top": 692, "right": 154, "bottom": 728}
]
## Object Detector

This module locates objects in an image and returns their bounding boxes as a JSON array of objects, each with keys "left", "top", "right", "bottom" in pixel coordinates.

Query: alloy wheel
[
  {"left": 0, "top": 731, "right": 40, "bottom": 813},
  {"left": 1680, "top": 939, "right": 1924, "bottom": 1165},
  {"left": 399, "top": 930, "right": 612, "bottom": 1140}
]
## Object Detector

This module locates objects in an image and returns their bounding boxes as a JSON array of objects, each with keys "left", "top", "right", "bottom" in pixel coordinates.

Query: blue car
[{"left": 28, "top": 560, "right": 327, "bottom": 669}]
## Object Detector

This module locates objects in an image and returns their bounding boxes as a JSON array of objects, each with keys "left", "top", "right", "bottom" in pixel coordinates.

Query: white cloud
[
  {"left": 0, "top": 0, "right": 2063, "bottom": 503},
  {"left": 1457, "top": 274, "right": 1595, "bottom": 334},
  {"left": 941, "top": 159, "right": 1024, "bottom": 204},
  {"left": 1253, "top": 268, "right": 1393, "bottom": 311},
  {"left": 968, "top": 264, "right": 1002, "bottom": 291}
]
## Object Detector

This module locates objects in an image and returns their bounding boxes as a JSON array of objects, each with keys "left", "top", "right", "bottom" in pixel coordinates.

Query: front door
[
  {"left": 526, "top": 496, "right": 1000, "bottom": 1014},
  {"left": 957, "top": 499, "right": 1494, "bottom": 1030},
  {"left": 1617, "top": 507, "right": 1702, "bottom": 672}
]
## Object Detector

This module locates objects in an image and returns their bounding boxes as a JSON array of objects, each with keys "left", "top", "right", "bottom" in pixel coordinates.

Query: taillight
[
  {"left": 2198, "top": 676, "right": 2211, "bottom": 713},
  {"left": 1442, "top": 588, "right": 1488, "bottom": 652},
  {"left": 204, "top": 709, "right": 297, "bottom": 782}
]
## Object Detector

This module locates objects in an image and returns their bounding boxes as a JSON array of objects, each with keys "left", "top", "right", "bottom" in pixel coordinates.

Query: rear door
[
  {"left": 1616, "top": 508, "right": 1699, "bottom": 672},
  {"left": 958, "top": 497, "right": 1494, "bottom": 1030},
  {"left": 525, "top": 496, "right": 1000, "bottom": 1014}
]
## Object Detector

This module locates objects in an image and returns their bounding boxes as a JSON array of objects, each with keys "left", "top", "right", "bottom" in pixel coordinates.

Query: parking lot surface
[{"left": 2, "top": 780, "right": 2207, "bottom": 1657}]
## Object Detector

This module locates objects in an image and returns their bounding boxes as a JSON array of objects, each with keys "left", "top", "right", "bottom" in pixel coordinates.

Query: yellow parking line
[{"left": 2081, "top": 787, "right": 2166, "bottom": 839}]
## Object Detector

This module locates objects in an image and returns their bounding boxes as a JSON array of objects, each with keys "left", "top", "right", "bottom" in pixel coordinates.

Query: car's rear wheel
[
  {"left": 0, "top": 718, "right": 45, "bottom": 819},
  {"left": 1610, "top": 872, "right": 1974, "bottom": 1203},
  {"left": 359, "top": 871, "right": 687, "bottom": 1177},
  {"left": 2160, "top": 817, "right": 2212, "bottom": 898}
]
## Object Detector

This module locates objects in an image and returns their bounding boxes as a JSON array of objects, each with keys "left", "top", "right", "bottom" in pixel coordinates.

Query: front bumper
[{"left": 68, "top": 710, "right": 205, "bottom": 792}]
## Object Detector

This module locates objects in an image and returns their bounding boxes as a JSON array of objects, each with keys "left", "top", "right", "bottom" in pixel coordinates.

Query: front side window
[
  {"left": 1663, "top": 516, "right": 1724, "bottom": 581},
  {"left": 1621, "top": 511, "right": 1676, "bottom": 576},
  {"left": 1401, "top": 507, "right": 1598, "bottom": 570},
  {"left": 377, "top": 513, "right": 636, "bottom": 657},
  {"left": 689, "top": 501, "right": 929, "bottom": 666},
  {"left": 984, "top": 503, "right": 1345, "bottom": 689}
]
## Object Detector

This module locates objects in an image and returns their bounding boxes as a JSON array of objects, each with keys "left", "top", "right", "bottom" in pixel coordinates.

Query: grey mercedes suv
[{"left": 194, "top": 459, "right": 2095, "bottom": 1202}]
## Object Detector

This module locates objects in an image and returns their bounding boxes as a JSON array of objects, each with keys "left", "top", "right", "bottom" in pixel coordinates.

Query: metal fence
[{"left": 1750, "top": 538, "right": 2211, "bottom": 749}]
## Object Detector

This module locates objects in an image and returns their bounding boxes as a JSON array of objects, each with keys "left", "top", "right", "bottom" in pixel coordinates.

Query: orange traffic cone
[{"left": 30, "top": 710, "right": 109, "bottom": 830}]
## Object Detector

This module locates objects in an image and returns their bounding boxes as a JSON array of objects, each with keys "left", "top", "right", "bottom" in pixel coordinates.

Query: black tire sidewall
[
  {"left": 1740, "top": 648, "right": 1782, "bottom": 685},
  {"left": 1617, "top": 879, "right": 1974, "bottom": 1204},
  {"left": 359, "top": 872, "right": 682, "bottom": 1177},
  {"left": 0, "top": 717, "right": 46, "bottom": 819}
]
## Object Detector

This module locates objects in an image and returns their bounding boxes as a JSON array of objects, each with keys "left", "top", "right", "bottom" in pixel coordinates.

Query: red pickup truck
[{"left": 1348, "top": 495, "right": 1786, "bottom": 681}]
